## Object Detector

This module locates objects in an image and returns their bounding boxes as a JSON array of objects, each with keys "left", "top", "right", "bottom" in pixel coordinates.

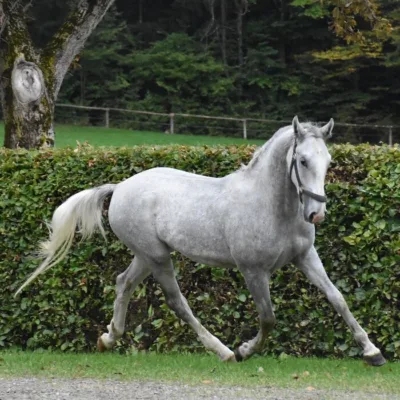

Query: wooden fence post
[
  {"left": 170, "top": 113, "right": 175, "bottom": 134},
  {"left": 243, "top": 119, "right": 247, "bottom": 139},
  {"left": 105, "top": 108, "right": 110, "bottom": 128}
]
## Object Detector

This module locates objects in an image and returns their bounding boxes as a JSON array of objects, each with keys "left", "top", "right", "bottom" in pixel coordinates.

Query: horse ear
[
  {"left": 292, "top": 116, "right": 306, "bottom": 139},
  {"left": 321, "top": 118, "right": 334, "bottom": 140}
]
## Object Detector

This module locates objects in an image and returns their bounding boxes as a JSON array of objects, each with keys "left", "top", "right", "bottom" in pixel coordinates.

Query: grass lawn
[
  {"left": 0, "top": 350, "right": 399, "bottom": 393},
  {"left": 0, "top": 123, "right": 265, "bottom": 148}
]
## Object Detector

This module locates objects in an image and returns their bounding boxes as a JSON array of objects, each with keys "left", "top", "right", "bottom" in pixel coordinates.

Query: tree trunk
[
  {"left": 220, "top": 0, "right": 227, "bottom": 66},
  {"left": 233, "top": 0, "right": 247, "bottom": 97},
  {"left": 138, "top": 0, "right": 143, "bottom": 24},
  {"left": 1, "top": 56, "right": 55, "bottom": 148},
  {"left": 235, "top": 0, "right": 245, "bottom": 68},
  {"left": 0, "top": 0, "right": 115, "bottom": 149},
  {"left": 278, "top": 0, "right": 286, "bottom": 66},
  {"left": 233, "top": 0, "right": 249, "bottom": 68}
]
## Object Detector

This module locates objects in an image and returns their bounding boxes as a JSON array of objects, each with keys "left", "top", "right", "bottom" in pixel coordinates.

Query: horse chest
[
  {"left": 230, "top": 221, "right": 313, "bottom": 270},
  {"left": 274, "top": 232, "right": 312, "bottom": 268}
]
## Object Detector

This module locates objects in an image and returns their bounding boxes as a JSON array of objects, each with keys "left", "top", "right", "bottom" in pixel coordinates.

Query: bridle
[{"left": 289, "top": 137, "right": 327, "bottom": 204}]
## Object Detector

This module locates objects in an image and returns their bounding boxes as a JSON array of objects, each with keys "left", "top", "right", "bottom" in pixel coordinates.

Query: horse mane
[{"left": 241, "top": 122, "right": 323, "bottom": 172}]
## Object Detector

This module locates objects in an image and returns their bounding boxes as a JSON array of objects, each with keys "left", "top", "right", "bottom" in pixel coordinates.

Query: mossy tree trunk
[
  {"left": 1, "top": 54, "right": 56, "bottom": 148},
  {"left": 0, "top": 0, "right": 115, "bottom": 149}
]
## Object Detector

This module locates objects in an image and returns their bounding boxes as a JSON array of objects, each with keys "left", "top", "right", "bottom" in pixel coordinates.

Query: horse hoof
[
  {"left": 233, "top": 348, "right": 244, "bottom": 362},
  {"left": 97, "top": 336, "right": 107, "bottom": 352},
  {"left": 364, "top": 352, "right": 386, "bottom": 367},
  {"left": 221, "top": 352, "right": 237, "bottom": 363}
]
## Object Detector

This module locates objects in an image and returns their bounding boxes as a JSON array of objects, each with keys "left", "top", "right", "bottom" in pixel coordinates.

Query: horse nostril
[{"left": 309, "top": 212, "right": 316, "bottom": 223}]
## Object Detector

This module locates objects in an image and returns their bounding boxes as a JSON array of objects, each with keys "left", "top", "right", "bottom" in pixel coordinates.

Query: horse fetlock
[
  {"left": 97, "top": 333, "right": 115, "bottom": 352},
  {"left": 97, "top": 321, "right": 123, "bottom": 352},
  {"left": 234, "top": 342, "right": 254, "bottom": 362},
  {"left": 108, "top": 320, "right": 123, "bottom": 339},
  {"left": 363, "top": 351, "right": 386, "bottom": 367},
  {"left": 220, "top": 350, "right": 236, "bottom": 363},
  {"left": 233, "top": 347, "right": 244, "bottom": 362}
]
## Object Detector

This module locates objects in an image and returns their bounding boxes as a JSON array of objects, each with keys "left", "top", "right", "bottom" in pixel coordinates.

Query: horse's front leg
[
  {"left": 295, "top": 246, "right": 386, "bottom": 366},
  {"left": 234, "top": 268, "right": 275, "bottom": 361}
]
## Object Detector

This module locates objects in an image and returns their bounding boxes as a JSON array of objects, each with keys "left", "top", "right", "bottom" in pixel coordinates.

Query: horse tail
[{"left": 15, "top": 184, "right": 117, "bottom": 296}]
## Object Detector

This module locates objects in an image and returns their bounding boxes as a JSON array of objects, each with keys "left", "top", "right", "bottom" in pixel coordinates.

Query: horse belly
[
  {"left": 157, "top": 208, "right": 235, "bottom": 268},
  {"left": 155, "top": 194, "right": 234, "bottom": 266}
]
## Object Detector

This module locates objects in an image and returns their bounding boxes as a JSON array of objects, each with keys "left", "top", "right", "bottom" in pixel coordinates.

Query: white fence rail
[{"left": 55, "top": 103, "right": 399, "bottom": 145}]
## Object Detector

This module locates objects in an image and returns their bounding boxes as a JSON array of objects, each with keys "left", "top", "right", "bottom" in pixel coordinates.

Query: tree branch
[
  {"left": 0, "top": 3, "right": 5, "bottom": 47},
  {"left": 0, "top": 0, "right": 36, "bottom": 56},
  {"left": 43, "top": 0, "right": 115, "bottom": 97},
  {"left": 201, "top": 0, "right": 217, "bottom": 42},
  {"left": 0, "top": 0, "right": 37, "bottom": 77}
]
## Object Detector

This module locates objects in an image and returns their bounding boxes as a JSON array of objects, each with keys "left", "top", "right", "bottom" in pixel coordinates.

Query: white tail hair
[{"left": 15, "top": 184, "right": 117, "bottom": 296}]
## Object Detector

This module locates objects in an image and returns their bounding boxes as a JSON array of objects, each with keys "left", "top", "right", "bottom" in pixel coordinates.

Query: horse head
[{"left": 288, "top": 116, "right": 334, "bottom": 224}]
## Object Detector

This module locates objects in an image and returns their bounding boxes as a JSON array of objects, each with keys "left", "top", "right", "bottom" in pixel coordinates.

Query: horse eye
[{"left": 300, "top": 159, "right": 308, "bottom": 168}]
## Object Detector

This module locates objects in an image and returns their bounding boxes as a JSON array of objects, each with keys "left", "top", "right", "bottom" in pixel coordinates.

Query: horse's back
[{"left": 108, "top": 167, "right": 235, "bottom": 265}]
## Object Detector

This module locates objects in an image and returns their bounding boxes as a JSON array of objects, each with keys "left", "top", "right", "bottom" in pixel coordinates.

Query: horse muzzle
[{"left": 308, "top": 211, "right": 325, "bottom": 224}]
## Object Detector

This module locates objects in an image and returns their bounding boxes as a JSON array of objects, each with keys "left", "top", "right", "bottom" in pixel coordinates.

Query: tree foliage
[{"left": 54, "top": 0, "right": 400, "bottom": 126}]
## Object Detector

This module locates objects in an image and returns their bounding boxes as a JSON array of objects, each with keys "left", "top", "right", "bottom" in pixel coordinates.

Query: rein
[{"left": 289, "top": 138, "right": 327, "bottom": 204}]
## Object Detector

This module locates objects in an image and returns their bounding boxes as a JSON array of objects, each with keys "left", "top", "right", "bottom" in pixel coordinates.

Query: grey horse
[{"left": 16, "top": 116, "right": 386, "bottom": 366}]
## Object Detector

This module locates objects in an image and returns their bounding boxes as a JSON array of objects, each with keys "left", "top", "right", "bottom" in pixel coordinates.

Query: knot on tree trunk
[{"left": 11, "top": 55, "right": 44, "bottom": 106}]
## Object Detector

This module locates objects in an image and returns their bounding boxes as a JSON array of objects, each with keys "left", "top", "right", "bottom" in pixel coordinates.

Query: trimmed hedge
[{"left": 0, "top": 144, "right": 399, "bottom": 359}]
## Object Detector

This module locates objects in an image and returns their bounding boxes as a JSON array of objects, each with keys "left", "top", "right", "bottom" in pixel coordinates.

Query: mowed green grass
[
  {"left": 1, "top": 350, "right": 399, "bottom": 394},
  {"left": 0, "top": 123, "right": 265, "bottom": 147}
]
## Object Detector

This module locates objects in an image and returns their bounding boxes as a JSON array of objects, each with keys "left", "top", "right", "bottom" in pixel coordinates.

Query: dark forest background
[{"left": 27, "top": 0, "right": 400, "bottom": 126}]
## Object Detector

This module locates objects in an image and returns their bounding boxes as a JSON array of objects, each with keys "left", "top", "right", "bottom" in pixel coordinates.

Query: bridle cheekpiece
[{"left": 289, "top": 137, "right": 327, "bottom": 205}]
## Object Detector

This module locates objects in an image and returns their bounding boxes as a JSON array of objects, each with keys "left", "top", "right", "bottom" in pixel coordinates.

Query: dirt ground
[{"left": 1, "top": 377, "right": 399, "bottom": 400}]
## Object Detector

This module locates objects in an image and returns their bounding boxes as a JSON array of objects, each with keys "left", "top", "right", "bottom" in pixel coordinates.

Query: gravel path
[{"left": 0, "top": 378, "right": 399, "bottom": 400}]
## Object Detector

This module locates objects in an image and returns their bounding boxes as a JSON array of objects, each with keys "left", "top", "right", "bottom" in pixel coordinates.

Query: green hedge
[{"left": 0, "top": 144, "right": 399, "bottom": 359}]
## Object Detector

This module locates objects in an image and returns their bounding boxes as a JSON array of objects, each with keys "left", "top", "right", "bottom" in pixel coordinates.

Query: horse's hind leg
[
  {"left": 234, "top": 268, "right": 275, "bottom": 361},
  {"left": 98, "top": 257, "right": 150, "bottom": 351},
  {"left": 150, "top": 257, "right": 236, "bottom": 362}
]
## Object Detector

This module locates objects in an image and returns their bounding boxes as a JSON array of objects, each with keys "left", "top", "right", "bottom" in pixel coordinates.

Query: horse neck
[{"left": 243, "top": 129, "right": 300, "bottom": 217}]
